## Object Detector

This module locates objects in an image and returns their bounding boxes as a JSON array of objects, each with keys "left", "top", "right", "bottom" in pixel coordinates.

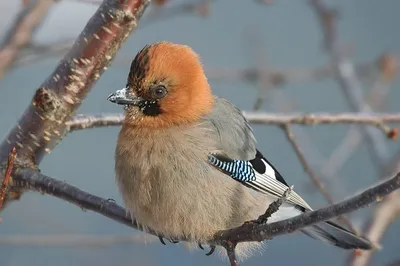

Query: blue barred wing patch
[
  {"left": 207, "top": 151, "right": 313, "bottom": 211},
  {"left": 208, "top": 154, "right": 256, "bottom": 182}
]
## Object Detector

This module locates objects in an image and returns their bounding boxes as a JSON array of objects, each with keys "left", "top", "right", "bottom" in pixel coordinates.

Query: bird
[{"left": 107, "top": 41, "right": 372, "bottom": 260}]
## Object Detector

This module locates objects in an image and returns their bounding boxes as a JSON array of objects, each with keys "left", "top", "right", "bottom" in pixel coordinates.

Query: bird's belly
[
  {"left": 120, "top": 159, "right": 215, "bottom": 239},
  {"left": 116, "top": 150, "right": 256, "bottom": 241}
]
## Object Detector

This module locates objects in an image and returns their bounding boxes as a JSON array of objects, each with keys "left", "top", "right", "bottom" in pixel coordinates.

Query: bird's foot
[
  {"left": 243, "top": 219, "right": 261, "bottom": 225},
  {"left": 198, "top": 243, "right": 216, "bottom": 256},
  {"left": 158, "top": 236, "right": 180, "bottom": 245},
  {"left": 244, "top": 211, "right": 275, "bottom": 225}
]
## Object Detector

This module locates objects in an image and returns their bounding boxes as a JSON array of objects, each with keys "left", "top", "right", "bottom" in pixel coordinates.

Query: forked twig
[
  {"left": 281, "top": 124, "right": 359, "bottom": 234},
  {"left": 256, "top": 185, "right": 293, "bottom": 224}
]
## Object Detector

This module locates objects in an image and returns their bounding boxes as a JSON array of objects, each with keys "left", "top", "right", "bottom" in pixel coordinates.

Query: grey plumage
[{"left": 205, "top": 97, "right": 257, "bottom": 160}]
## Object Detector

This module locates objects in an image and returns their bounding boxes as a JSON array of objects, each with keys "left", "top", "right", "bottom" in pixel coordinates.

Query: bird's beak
[{"left": 107, "top": 87, "right": 142, "bottom": 106}]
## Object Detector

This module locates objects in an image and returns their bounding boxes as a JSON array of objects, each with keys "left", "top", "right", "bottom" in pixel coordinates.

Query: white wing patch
[
  {"left": 247, "top": 158, "right": 313, "bottom": 211},
  {"left": 263, "top": 159, "right": 277, "bottom": 181}
]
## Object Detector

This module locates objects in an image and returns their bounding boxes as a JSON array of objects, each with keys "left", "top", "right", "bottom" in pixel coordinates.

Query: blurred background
[{"left": 0, "top": 0, "right": 399, "bottom": 265}]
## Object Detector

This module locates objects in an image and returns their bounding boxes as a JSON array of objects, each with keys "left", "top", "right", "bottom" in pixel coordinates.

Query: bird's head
[{"left": 107, "top": 42, "right": 214, "bottom": 128}]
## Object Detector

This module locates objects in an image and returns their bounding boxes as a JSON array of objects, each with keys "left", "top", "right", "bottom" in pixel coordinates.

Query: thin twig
[
  {"left": 349, "top": 192, "right": 400, "bottom": 266},
  {"left": 66, "top": 113, "right": 400, "bottom": 138},
  {"left": 321, "top": 127, "right": 362, "bottom": 180},
  {"left": 281, "top": 124, "right": 358, "bottom": 233},
  {"left": 141, "top": 0, "right": 215, "bottom": 27},
  {"left": 0, "top": 147, "right": 17, "bottom": 208},
  {"left": 67, "top": 113, "right": 125, "bottom": 131},
  {"left": 282, "top": 123, "right": 343, "bottom": 203},
  {"left": 348, "top": 132, "right": 400, "bottom": 265},
  {"left": 12, "top": 0, "right": 215, "bottom": 69},
  {"left": 310, "top": 0, "right": 391, "bottom": 167},
  {"left": 256, "top": 185, "right": 293, "bottom": 224},
  {"left": 322, "top": 54, "right": 396, "bottom": 178},
  {"left": 13, "top": 40, "right": 74, "bottom": 67},
  {"left": 14, "top": 51, "right": 388, "bottom": 86},
  {"left": 247, "top": 113, "right": 398, "bottom": 139},
  {"left": 310, "top": 3, "right": 400, "bottom": 265},
  {"left": 0, "top": 0, "right": 55, "bottom": 78},
  {"left": 69, "top": 0, "right": 214, "bottom": 25}
]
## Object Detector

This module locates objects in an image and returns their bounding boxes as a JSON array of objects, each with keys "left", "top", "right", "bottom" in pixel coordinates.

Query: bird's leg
[
  {"left": 222, "top": 241, "right": 238, "bottom": 266},
  {"left": 245, "top": 185, "right": 294, "bottom": 225}
]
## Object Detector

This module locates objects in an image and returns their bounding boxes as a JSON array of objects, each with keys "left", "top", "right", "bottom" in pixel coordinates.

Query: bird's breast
[{"left": 114, "top": 124, "right": 233, "bottom": 239}]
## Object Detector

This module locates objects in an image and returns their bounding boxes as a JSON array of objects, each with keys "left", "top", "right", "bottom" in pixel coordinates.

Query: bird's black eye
[{"left": 152, "top": 85, "right": 167, "bottom": 99}]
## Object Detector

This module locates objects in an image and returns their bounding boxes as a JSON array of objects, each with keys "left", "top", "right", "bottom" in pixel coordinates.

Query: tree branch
[
  {"left": 310, "top": 0, "right": 391, "bottom": 167},
  {"left": 14, "top": 168, "right": 139, "bottom": 229},
  {"left": 66, "top": 112, "right": 400, "bottom": 139},
  {"left": 349, "top": 192, "right": 400, "bottom": 266},
  {"left": 310, "top": 3, "right": 400, "bottom": 265},
  {"left": 281, "top": 124, "right": 357, "bottom": 233},
  {"left": 213, "top": 173, "right": 400, "bottom": 244},
  {"left": 281, "top": 125, "right": 333, "bottom": 201},
  {"left": 0, "top": 0, "right": 150, "bottom": 165},
  {"left": 205, "top": 55, "right": 387, "bottom": 87},
  {"left": 12, "top": 168, "right": 400, "bottom": 245}
]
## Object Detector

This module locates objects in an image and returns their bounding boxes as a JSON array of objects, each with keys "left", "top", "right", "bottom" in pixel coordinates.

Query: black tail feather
[{"left": 301, "top": 221, "right": 372, "bottom": 250}]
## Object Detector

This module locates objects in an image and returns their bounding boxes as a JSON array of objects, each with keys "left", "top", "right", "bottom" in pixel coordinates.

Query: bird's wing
[
  {"left": 204, "top": 96, "right": 312, "bottom": 210},
  {"left": 208, "top": 150, "right": 312, "bottom": 212},
  {"left": 204, "top": 97, "right": 257, "bottom": 160},
  {"left": 204, "top": 99, "right": 373, "bottom": 249},
  {"left": 208, "top": 153, "right": 373, "bottom": 249}
]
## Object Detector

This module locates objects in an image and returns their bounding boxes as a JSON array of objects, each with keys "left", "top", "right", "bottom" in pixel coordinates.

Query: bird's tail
[{"left": 301, "top": 221, "right": 372, "bottom": 250}]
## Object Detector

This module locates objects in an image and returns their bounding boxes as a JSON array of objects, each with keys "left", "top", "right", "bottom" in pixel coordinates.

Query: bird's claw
[
  {"left": 198, "top": 243, "right": 215, "bottom": 255},
  {"left": 244, "top": 216, "right": 270, "bottom": 225},
  {"left": 205, "top": 245, "right": 216, "bottom": 256},
  {"left": 243, "top": 219, "right": 259, "bottom": 225},
  {"left": 159, "top": 236, "right": 166, "bottom": 245},
  {"left": 158, "top": 236, "right": 179, "bottom": 245}
]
